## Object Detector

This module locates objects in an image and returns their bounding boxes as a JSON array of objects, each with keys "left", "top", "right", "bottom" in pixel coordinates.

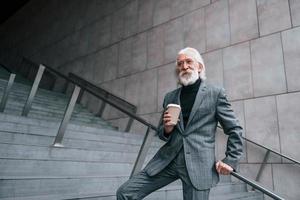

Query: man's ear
[{"left": 198, "top": 63, "right": 203, "bottom": 73}]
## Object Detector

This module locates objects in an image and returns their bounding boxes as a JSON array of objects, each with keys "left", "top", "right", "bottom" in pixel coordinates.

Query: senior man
[{"left": 117, "top": 47, "right": 243, "bottom": 200}]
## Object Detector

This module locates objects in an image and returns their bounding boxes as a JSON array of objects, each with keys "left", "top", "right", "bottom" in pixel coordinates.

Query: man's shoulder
[
  {"left": 164, "top": 87, "right": 180, "bottom": 99},
  {"left": 204, "top": 82, "right": 224, "bottom": 94}
]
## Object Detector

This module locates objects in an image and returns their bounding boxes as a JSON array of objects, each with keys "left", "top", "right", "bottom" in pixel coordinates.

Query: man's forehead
[{"left": 177, "top": 54, "right": 194, "bottom": 61}]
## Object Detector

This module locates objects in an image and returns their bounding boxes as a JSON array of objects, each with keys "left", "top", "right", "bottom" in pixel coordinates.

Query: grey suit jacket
[{"left": 144, "top": 81, "right": 243, "bottom": 190}]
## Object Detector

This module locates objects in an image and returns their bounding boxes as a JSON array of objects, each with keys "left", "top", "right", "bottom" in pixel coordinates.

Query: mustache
[{"left": 179, "top": 70, "right": 192, "bottom": 77}]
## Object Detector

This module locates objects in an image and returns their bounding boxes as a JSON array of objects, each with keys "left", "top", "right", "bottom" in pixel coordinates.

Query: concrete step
[
  {"left": 0, "top": 159, "right": 133, "bottom": 177},
  {"left": 0, "top": 90, "right": 76, "bottom": 107},
  {"left": 0, "top": 86, "right": 69, "bottom": 100},
  {"left": 0, "top": 79, "right": 68, "bottom": 98},
  {"left": 0, "top": 111, "right": 115, "bottom": 130},
  {"left": 0, "top": 113, "right": 158, "bottom": 144},
  {"left": 0, "top": 176, "right": 129, "bottom": 198},
  {"left": 0, "top": 143, "right": 138, "bottom": 164},
  {"left": 0, "top": 97, "right": 91, "bottom": 116},
  {"left": 0, "top": 191, "right": 263, "bottom": 200},
  {"left": 0, "top": 122, "right": 145, "bottom": 146},
  {"left": 0, "top": 176, "right": 253, "bottom": 200},
  {"left": 0, "top": 90, "right": 81, "bottom": 108},
  {"left": 2, "top": 108, "right": 111, "bottom": 126},
  {"left": 0, "top": 131, "right": 161, "bottom": 158},
  {"left": 0, "top": 131, "right": 150, "bottom": 153},
  {"left": 0, "top": 87, "right": 70, "bottom": 105}
]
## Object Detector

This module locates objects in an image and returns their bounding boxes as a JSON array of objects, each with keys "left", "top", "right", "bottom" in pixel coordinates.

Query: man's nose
[{"left": 182, "top": 61, "right": 188, "bottom": 70}]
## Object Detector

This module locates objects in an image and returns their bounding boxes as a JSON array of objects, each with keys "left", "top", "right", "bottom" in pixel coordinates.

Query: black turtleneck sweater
[{"left": 180, "top": 78, "right": 201, "bottom": 128}]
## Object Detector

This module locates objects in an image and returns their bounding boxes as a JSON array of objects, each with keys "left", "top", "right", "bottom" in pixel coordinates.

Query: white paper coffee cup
[{"left": 166, "top": 104, "right": 181, "bottom": 125}]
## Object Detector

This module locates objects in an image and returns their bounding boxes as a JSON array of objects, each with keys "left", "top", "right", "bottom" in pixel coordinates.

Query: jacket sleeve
[
  {"left": 216, "top": 88, "right": 244, "bottom": 171},
  {"left": 157, "top": 94, "right": 172, "bottom": 142}
]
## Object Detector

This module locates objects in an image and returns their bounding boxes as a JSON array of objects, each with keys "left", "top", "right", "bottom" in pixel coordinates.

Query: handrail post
[
  {"left": 0, "top": 73, "right": 16, "bottom": 112},
  {"left": 130, "top": 126, "right": 154, "bottom": 178},
  {"left": 52, "top": 85, "right": 81, "bottom": 147},
  {"left": 76, "top": 89, "right": 84, "bottom": 103},
  {"left": 125, "top": 108, "right": 137, "bottom": 132},
  {"left": 125, "top": 117, "right": 134, "bottom": 132},
  {"left": 22, "top": 64, "right": 45, "bottom": 116},
  {"left": 255, "top": 150, "right": 270, "bottom": 182},
  {"left": 97, "top": 101, "right": 107, "bottom": 117},
  {"left": 96, "top": 93, "right": 109, "bottom": 117}
]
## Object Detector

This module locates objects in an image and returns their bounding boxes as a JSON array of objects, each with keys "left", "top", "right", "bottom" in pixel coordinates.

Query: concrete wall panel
[
  {"left": 223, "top": 42, "right": 253, "bottom": 100},
  {"left": 138, "top": 69, "right": 158, "bottom": 114},
  {"left": 124, "top": 73, "right": 140, "bottom": 109},
  {"left": 277, "top": 92, "right": 300, "bottom": 161},
  {"left": 290, "top": 0, "right": 300, "bottom": 27},
  {"left": 111, "top": 8, "right": 125, "bottom": 43},
  {"left": 273, "top": 164, "right": 300, "bottom": 200},
  {"left": 205, "top": 0, "right": 230, "bottom": 51},
  {"left": 244, "top": 96, "right": 281, "bottom": 162},
  {"left": 164, "top": 18, "right": 184, "bottom": 64},
  {"left": 183, "top": 8, "right": 206, "bottom": 54},
  {"left": 86, "top": 16, "right": 111, "bottom": 53},
  {"left": 157, "top": 63, "right": 178, "bottom": 112},
  {"left": 132, "top": 33, "right": 147, "bottom": 74},
  {"left": 103, "top": 45, "right": 119, "bottom": 82},
  {"left": 281, "top": 27, "right": 300, "bottom": 92},
  {"left": 153, "top": 0, "right": 171, "bottom": 26},
  {"left": 147, "top": 25, "right": 165, "bottom": 69},
  {"left": 229, "top": 0, "right": 258, "bottom": 44},
  {"left": 203, "top": 49, "right": 224, "bottom": 87},
  {"left": 170, "top": 0, "right": 189, "bottom": 19},
  {"left": 250, "top": 34, "right": 286, "bottom": 97},
  {"left": 101, "top": 78, "right": 127, "bottom": 120},
  {"left": 189, "top": 0, "right": 210, "bottom": 10},
  {"left": 118, "top": 37, "right": 132, "bottom": 77},
  {"left": 123, "top": 0, "right": 138, "bottom": 38},
  {"left": 137, "top": 0, "right": 154, "bottom": 32},
  {"left": 257, "top": 0, "right": 291, "bottom": 36},
  {"left": 92, "top": 50, "right": 105, "bottom": 84}
]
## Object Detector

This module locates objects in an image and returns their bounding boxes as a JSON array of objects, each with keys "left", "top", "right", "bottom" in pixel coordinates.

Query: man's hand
[
  {"left": 215, "top": 160, "right": 233, "bottom": 175},
  {"left": 163, "top": 110, "right": 176, "bottom": 134}
]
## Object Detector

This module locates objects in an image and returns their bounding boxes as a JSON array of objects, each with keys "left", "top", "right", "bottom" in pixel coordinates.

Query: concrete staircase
[{"left": 0, "top": 67, "right": 263, "bottom": 199}]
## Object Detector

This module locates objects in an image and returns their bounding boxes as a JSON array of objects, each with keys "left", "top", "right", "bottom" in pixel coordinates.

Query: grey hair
[{"left": 177, "top": 47, "right": 206, "bottom": 80}]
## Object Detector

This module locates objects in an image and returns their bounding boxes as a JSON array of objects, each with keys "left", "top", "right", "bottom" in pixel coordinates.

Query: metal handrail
[
  {"left": 231, "top": 172, "right": 284, "bottom": 200},
  {"left": 21, "top": 57, "right": 158, "bottom": 135},
  {"left": 69, "top": 73, "right": 136, "bottom": 113},
  {"left": 68, "top": 73, "right": 158, "bottom": 131},
  {"left": 217, "top": 125, "right": 300, "bottom": 166},
  {"left": 243, "top": 136, "right": 300, "bottom": 165},
  {"left": 0, "top": 63, "right": 13, "bottom": 73}
]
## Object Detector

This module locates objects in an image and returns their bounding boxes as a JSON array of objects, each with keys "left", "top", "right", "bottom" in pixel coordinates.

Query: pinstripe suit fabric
[{"left": 116, "top": 81, "right": 243, "bottom": 199}]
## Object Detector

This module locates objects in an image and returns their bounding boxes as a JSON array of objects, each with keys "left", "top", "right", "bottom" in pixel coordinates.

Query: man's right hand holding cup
[
  {"left": 163, "top": 104, "right": 181, "bottom": 135},
  {"left": 163, "top": 110, "right": 176, "bottom": 134}
]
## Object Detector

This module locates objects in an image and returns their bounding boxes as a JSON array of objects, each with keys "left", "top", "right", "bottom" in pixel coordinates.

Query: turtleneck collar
[{"left": 181, "top": 78, "right": 201, "bottom": 92}]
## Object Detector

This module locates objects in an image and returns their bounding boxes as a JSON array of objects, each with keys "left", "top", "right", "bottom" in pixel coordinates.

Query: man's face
[{"left": 176, "top": 54, "right": 202, "bottom": 86}]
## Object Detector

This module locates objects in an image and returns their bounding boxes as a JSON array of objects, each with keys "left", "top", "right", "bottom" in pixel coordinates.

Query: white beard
[{"left": 178, "top": 68, "right": 199, "bottom": 86}]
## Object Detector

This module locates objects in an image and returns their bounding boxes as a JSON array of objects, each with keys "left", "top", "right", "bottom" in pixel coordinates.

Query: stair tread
[{"left": 0, "top": 190, "right": 262, "bottom": 200}]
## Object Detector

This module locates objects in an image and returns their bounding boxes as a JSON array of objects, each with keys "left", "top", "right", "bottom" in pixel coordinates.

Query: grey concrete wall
[{"left": 0, "top": 0, "right": 300, "bottom": 199}]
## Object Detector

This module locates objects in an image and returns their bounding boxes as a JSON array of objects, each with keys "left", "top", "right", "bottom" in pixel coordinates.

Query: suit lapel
[{"left": 185, "top": 81, "right": 207, "bottom": 128}]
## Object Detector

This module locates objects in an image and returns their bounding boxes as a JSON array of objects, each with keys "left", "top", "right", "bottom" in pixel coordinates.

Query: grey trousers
[{"left": 116, "top": 149, "right": 210, "bottom": 200}]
